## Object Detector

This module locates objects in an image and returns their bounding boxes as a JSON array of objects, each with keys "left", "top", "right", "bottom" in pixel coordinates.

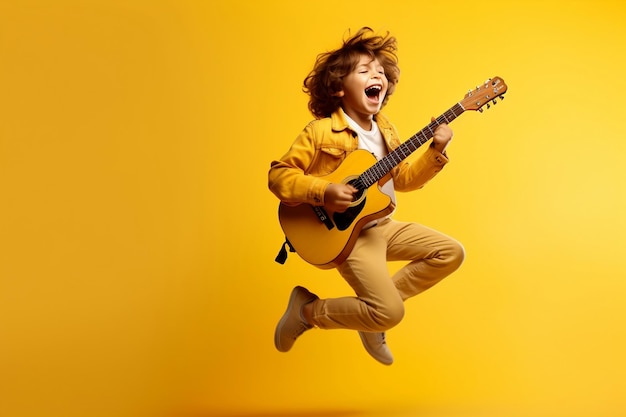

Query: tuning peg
[
  {"left": 486, "top": 103, "right": 491, "bottom": 109},
  {"left": 492, "top": 99, "right": 498, "bottom": 105},
  {"left": 478, "top": 108, "right": 484, "bottom": 113}
]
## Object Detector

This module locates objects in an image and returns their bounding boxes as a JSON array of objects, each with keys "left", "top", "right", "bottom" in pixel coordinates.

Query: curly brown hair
[{"left": 303, "top": 27, "right": 400, "bottom": 119}]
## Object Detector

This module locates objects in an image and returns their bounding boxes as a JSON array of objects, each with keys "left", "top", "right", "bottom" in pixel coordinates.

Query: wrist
[{"left": 431, "top": 141, "right": 448, "bottom": 154}]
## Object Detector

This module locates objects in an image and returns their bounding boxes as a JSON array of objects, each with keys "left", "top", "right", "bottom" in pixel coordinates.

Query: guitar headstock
[{"left": 461, "top": 76, "right": 507, "bottom": 112}]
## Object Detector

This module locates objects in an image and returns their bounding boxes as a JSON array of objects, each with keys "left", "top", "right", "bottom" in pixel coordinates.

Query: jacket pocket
[{"left": 308, "top": 146, "right": 346, "bottom": 176}]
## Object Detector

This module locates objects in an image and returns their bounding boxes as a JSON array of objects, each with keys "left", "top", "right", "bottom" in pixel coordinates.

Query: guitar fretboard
[{"left": 358, "top": 102, "right": 465, "bottom": 189}]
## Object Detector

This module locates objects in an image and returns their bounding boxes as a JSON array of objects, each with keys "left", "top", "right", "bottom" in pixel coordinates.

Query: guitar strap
[
  {"left": 312, "top": 206, "right": 335, "bottom": 230},
  {"left": 275, "top": 238, "right": 296, "bottom": 264}
]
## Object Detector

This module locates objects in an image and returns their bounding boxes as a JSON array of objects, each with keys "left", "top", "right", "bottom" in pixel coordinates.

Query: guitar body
[{"left": 278, "top": 150, "right": 394, "bottom": 269}]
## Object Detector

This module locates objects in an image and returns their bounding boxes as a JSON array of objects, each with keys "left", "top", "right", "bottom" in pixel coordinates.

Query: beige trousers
[{"left": 309, "top": 218, "right": 465, "bottom": 332}]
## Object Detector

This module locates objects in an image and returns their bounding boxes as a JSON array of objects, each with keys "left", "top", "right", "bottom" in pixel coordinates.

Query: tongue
[{"left": 366, "top": 91, "right": 380, "bottom": 103}]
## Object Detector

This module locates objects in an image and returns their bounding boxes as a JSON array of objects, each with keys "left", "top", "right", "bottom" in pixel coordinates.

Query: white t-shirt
[{"left": 344, "top": 111, "right": 397, "bottom": 223}]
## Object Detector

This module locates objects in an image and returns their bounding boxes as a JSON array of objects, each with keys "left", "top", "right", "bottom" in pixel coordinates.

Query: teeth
[{"left": 365, "top": 85, "right": 382, "bottom": 97}]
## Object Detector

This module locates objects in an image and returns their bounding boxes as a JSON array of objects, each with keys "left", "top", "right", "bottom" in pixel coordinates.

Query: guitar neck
[{"left": 359, "top": 102, "right": 465, "bottom": 188}]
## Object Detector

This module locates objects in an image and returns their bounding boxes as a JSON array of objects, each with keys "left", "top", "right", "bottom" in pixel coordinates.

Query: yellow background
[{"left": 1, "top": 1, "right": 625, "bottom": 416}]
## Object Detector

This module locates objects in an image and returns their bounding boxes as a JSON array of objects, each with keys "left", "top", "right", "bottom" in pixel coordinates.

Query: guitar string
[{"left": 359, "top": 103, "right": 464, "bottom": 188}]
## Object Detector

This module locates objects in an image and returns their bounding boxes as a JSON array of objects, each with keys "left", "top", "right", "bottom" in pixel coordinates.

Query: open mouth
[{"left": 365, "top": 85, "right": 382, "bottom": 102}]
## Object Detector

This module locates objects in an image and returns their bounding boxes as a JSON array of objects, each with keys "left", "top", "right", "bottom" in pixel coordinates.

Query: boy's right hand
[{"left": 324, "top": 183, "right": 357, "bottom": 213}]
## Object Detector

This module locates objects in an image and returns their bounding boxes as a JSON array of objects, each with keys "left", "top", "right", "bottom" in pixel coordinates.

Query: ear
[{"left": 332, "top": 90, "right": 345, "bottom": 98}]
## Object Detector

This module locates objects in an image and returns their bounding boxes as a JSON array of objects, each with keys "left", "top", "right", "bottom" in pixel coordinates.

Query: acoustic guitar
[{"left": 278, "top": 77, "right": 508, "bottom": 269}]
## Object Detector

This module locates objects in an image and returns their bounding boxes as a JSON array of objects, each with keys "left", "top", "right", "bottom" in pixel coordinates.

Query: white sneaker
[{"left": 359, "top": 331, "right": 393, "bottom": 365}]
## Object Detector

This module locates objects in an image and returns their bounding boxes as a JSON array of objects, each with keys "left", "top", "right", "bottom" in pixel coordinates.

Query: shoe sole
[{"left": 358, "top": 331, "right": 393, "bottom": 365}]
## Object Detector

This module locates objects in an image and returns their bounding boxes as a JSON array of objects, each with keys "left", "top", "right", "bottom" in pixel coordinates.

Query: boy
[{"left": 268, "top": 27, "right": 464, "bottom": 365}]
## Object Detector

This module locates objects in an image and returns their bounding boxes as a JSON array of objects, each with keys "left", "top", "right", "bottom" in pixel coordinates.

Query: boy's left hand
[{"left": 431, "top": 116, "right": 453, "bottom": 154}]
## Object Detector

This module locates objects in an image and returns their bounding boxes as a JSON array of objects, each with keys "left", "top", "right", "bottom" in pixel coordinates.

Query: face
[{"left": 336, "top": 54, "right": 389, "bottom": 129}]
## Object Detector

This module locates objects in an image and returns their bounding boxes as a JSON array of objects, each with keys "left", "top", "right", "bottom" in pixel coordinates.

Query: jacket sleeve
[
  {"left": 392, "top": 144, "right": 449, "bottom": 192},
  {"left": 268, "top": 122, "right": 329, "bottom": 206}
]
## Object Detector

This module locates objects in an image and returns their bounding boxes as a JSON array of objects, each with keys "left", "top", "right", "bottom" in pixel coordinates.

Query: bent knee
[
  {"left": 447, "top": 240, "right": 465, "bottom": 271},
  {"left": 368, "top": 301, "right": 404, "bottom": 331}
]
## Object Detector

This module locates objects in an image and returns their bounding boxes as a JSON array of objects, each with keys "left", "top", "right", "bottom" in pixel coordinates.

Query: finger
[{"left": 340, "top": 191, "right": 353, "bottom": 200}]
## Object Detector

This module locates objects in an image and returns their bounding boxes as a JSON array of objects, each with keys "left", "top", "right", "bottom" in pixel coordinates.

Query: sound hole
[
  {"left": 333, "top": 179, "right": 366, "bottom": 231},
  {"left": 347, "top": 178, "right": 365, "bottom": 204}
]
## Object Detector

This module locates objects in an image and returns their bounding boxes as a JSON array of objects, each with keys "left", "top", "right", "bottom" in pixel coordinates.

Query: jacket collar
[
  {"left": 330, "top": 108, "right": 390, "bottom": 132},
  {"left": 330, "top": 108, "right": 351, "bottom": 132}
]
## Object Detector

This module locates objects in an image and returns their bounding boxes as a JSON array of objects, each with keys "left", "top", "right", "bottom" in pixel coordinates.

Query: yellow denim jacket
[{"left": 268, "top": 108, "right": 449, "bottom": 207}]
